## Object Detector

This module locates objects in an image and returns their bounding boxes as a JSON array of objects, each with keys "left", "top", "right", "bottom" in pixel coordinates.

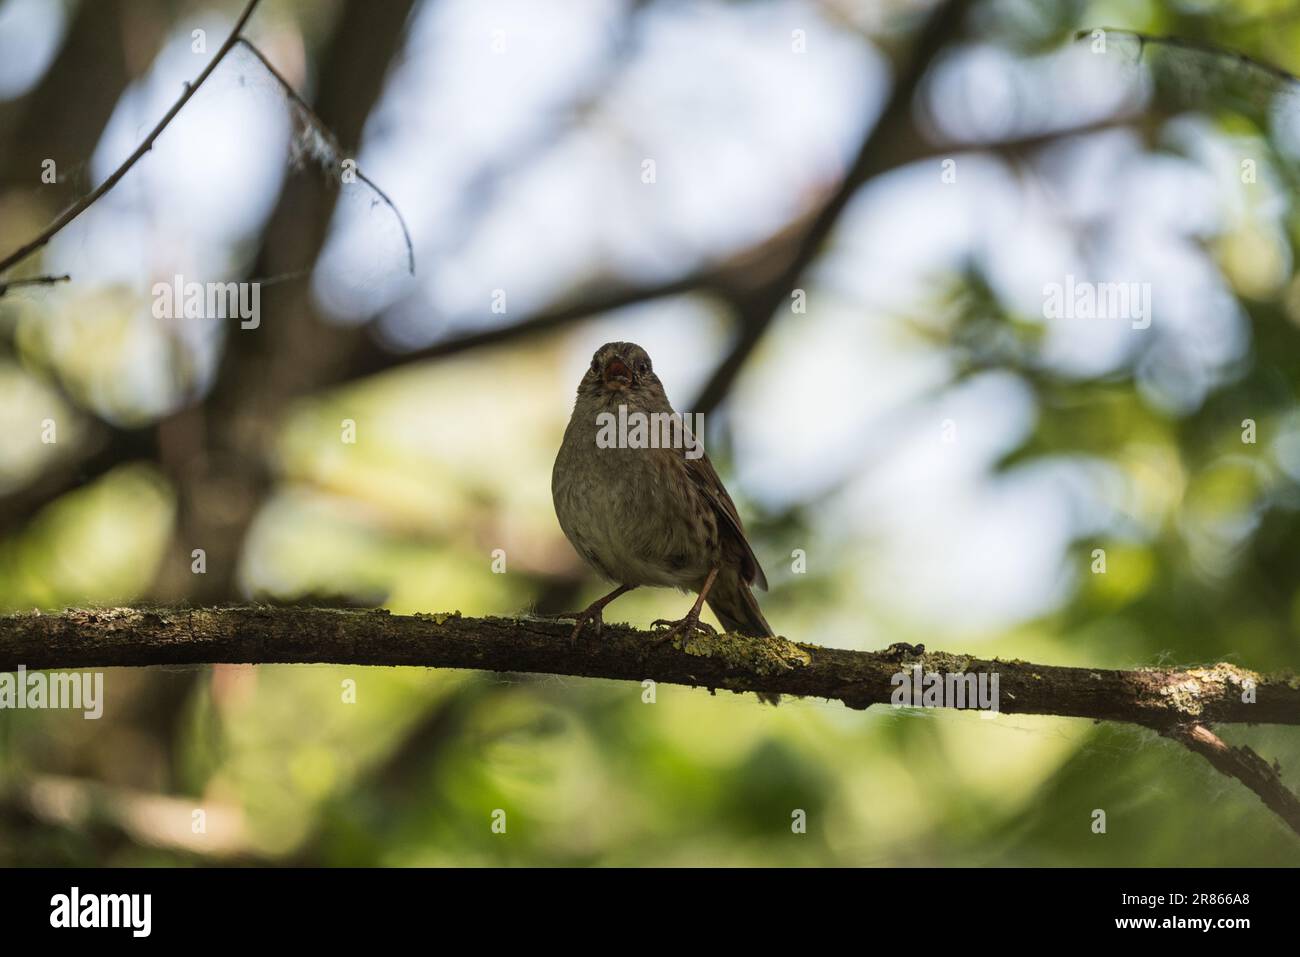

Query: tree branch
[
  {"left": 6, "top": 606, "right": 1291, "bottom": 721},
  {"left": 1076, "top": 27, "right": 1300, "bottom": 86},
  {"left": 3, "top": 605, "right": 1298, "bottom": 837},
  {"left": 342, "top": 267, "right": 723, "bottom": 379},
  {"left": 692, "top": 0, "right": 975, "bottom": 414},
  {"left": 0, "top": 425, "right": 157, "bottom": 539},
  {"left": 343, "top": 115, "right": 1128, "bottom": 384},
  {"left": 342, "top": 0, "right": 981, "bottom": 392},
  {"left": 0, "top": 0, "right": 264, "bottom": 279},
  {"left": 0, "top": 275, "right": 69, "bottom": 297},
  {"left": 1165, "top": 723, "right": 1300, "bottom": 838}
]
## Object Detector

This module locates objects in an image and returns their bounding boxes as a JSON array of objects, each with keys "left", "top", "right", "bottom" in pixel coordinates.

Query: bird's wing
[{"left": 684, "top": 449, "right": 769, "bottom": 591}]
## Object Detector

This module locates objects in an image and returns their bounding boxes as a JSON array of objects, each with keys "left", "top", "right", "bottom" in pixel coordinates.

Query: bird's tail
[{"left": 706, "top": 572, "right": 781, "bottom": 706}]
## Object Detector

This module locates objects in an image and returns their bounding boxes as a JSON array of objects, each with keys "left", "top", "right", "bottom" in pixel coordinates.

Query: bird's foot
[
  {"left": 650, "top": 610, "right": 717, "bottom": 644},
  {"left": 556, "top": 603, "right": 608, "bottom": 644}
]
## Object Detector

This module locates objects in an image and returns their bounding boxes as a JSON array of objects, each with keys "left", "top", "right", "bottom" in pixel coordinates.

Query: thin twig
[
  {"left": 245, "top": 267, "right": 314, "bottom": 289},
  {"left": 0, "top": 0, "right": 264, "bottom": 279},
  {"left": 233, "top": 37, "right": 415, "bottom": 276},
  {"left": 1166, "top": 723, "right": 1300, "bottom": 839},
  {"left": 0, "top": 274, "right": 70, "bottom": 297},
  {"left": 1075, "top": 27, "right": 1300, "bottom": 86}
]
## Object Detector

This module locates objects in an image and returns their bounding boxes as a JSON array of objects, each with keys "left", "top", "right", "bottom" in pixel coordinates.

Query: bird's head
[{"left": 578, "top": 341, "right": 664, "bottom": 402}]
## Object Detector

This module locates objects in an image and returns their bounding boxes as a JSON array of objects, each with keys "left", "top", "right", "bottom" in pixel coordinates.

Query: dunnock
[{"left": 552, "top": 341, "right": 777, "bottom": 700}]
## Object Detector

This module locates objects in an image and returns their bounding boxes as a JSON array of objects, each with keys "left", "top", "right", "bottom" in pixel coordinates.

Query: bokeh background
[{"left": 2, "top": 0, "right": 1300, "bottom": 865}]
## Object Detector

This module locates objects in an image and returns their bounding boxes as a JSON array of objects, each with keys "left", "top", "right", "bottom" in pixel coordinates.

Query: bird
[{"left": 552, "top": 341, "right": 778, "bottom": 701}]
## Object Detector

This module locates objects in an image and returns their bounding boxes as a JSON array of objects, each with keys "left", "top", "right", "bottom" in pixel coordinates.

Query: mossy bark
[{"left": 1, "top": 606, "right": 1295, "bottom": 727}]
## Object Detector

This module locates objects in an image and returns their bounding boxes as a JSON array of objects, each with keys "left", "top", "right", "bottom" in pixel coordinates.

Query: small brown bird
[{"left": 552, "top": 341, "right": 776, "bottom": 673}]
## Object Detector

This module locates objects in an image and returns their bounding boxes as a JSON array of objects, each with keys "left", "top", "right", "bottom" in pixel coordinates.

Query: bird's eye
[
  {"left": 637, "top": 361, "right": 649, "bottom": 374},
  {"left": 590, "top": 358, "right": 600, "bottom": 374}
]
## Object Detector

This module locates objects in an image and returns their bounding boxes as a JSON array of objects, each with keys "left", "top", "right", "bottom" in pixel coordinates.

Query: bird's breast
[{"left": 553, "top": 415, "right": 716, "bottom": 588}]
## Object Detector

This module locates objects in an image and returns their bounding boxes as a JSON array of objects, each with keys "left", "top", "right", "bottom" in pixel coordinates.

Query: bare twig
[
  {"left": 1075, "top": 27, "right": 1300, "bottom": 86},
  {"left": 232, "top": 37, "right": 414, "bottom": 276},
  {"left": 0, "top": 274, "right": 70, "bottom": 297},
  {"left": 1166, "top": 723, "right": 1300, "bottom": 839},
  {"left": 0, "top": 0, "right": 264, "bottom": 279},
  {"left": 0, "top": 110, "right": 1134, "bottom": 537}
]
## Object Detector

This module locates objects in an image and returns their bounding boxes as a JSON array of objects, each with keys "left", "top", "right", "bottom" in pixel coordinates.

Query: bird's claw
[
  {"left": 565, "top": 607, "right": 605, "bottom": 644},
  {"left": 650, "top": 613, "right": 716, "bottom": 643},
  {"left": 541, "top": 607, "right": 607, "bottom": 644}
]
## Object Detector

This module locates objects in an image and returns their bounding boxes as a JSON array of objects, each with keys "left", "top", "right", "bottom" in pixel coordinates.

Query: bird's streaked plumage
[{"left": 552, "top": 341, "right": 777, "bottom": 701}]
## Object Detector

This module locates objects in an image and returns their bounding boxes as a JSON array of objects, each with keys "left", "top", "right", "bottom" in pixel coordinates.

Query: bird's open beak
[{"left": 602, "top": 357, "right": 632, "bottom": 388}]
